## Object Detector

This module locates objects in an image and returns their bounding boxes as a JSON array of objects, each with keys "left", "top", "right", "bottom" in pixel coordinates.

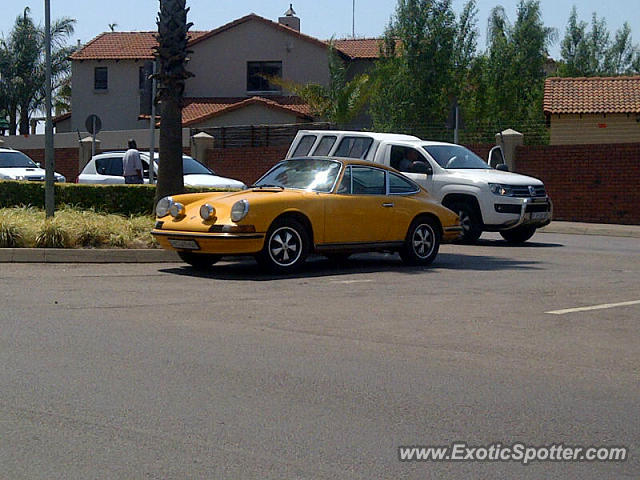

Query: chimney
[{"left": 279, "top": 3, "right": 300, "bottom": 32}]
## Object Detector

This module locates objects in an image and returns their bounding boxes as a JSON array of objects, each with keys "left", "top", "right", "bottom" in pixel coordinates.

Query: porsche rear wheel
[
  {"left": 257, "top": 218, "right": 309, "bottom": 273},
  {"left": 400, "top": 217, "right": 440, "bottom": 266},
  {"left": 178, "top": 251, "right": 221, "bottom": 270}
]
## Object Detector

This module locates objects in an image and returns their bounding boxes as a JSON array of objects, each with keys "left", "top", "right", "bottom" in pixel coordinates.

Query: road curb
[
  {"left": 539, "top": 221, "right": 640, "bottom": 238},
  {"left": 0, "top": 248, "right": 180, "bottom": 263}
]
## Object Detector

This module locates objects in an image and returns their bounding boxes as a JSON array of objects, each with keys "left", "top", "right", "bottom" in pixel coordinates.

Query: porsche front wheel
[{"left": 257, "top": 218, "right": 309, "bottom": 273}]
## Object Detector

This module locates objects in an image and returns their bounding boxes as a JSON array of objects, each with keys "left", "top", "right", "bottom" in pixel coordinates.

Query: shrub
[
  {"left": 0, "top": 219, "right": 24, "bottom": 247},
  {"left": 35, "top": 220, "right": 71, "bottom": 248},
  {"left": 0, "top": 180, "right": 234, "bottom": 216}
]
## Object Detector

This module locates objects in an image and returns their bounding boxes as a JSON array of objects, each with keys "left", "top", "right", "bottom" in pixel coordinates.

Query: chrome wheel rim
[
  {"left": 412, "top": 224, "right": 435, "bottom": 259},
  {"left": 268, "top": 226, "right": 302, "bottom": 266},
  {"left": 458, "top": 210, "right": 471, "bottom": 233}
]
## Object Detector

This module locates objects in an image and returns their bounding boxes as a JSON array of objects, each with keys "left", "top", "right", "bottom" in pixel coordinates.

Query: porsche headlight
[
  {"left": 489, "top": 183, "right": 513, "bottom": 196},
  {"left": 199, "top": 204, "right": 216, "bottom": 220},
  {"left": 230, "top": 199, "right": 249, "bottom": 222},
  {"left": 169, "top": 202, "right": 186, "bottom": 219},
  {"left": 156, "top": 196, "right": 173, "bottom": 217}
]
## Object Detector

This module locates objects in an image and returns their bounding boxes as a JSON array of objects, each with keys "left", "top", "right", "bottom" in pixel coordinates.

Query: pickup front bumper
[{"left": 493, "top": 197, "right": 553, "bottom": 230}]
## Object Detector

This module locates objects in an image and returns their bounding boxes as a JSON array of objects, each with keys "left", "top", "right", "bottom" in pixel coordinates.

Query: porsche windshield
[
  {"left": 0, "top": 151, "right": 39, "bottom": 168},
  {"left": 423, "top": 145, "right": 491, "bottom": 169},
  {"left": 254, "top": 159, "right": 342, "bottom": 192}
]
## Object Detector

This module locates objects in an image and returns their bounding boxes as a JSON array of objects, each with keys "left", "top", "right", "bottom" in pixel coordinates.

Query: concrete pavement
[{"left": 0, "top": 221, "right": 638, "bottom": 263}]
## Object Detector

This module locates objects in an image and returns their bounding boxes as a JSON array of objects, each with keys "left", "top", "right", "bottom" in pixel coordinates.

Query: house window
[
  {"left": 94, "top": 67, "right": 108, "bottom": 90},
  {"left": 247, "top": 61, "right": 282, "bottom": 93}
]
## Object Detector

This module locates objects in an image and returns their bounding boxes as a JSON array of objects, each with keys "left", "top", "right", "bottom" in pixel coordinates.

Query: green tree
[
  {"left": 485, "top": 0, "right": 555, "bottom": 138},
  {"left": 605, "top": 23, "right": 637, "bottom": 74},
  {"left": 558, "top": 6, "right": 590, "bottom": 76},
  {"left": 154, "top": 0, "right": 193, "bottom": 203},
  {"left": 0, "top": 8, "right": 74, "bottom": 135},
  {"left": 559, "top": 7, "right": 639, "bottom": 76}
]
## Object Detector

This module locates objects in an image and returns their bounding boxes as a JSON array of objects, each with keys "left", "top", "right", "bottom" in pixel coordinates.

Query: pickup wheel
[
  {"left": 500, "top": 225, "right": 537, "bottom": 244},
  {"left": 178, "top": 251, "right": 221, "bottom": 270},
  {"left": 400, "top": 217, "right": 440, "bottom": 266},
  {"left": 446, "top": 201, "right": 482, "bottom": 243},
  {"left": 256, "top": 218, "right": 309, "bottom": 273}
]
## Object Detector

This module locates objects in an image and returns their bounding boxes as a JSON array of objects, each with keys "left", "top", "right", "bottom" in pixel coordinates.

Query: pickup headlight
[
  {"left": 230, "top": 199, "right": 249, "bottom": 222},
  {"left": 156, "top": 196, "right": 173, "bottom": 217},
  {"left": 489, "top": 183, "right": 513, "bottom": 196}
]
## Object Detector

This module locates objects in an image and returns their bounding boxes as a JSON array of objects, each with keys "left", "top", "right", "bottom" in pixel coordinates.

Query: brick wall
[
  {"left": 514, "top": 143, "right": 640, "bottom": 225},
  {"left": 203, "top": 146, "right": 289, "bottom": 186},
  {"left": 19, "top": 148, "right": 80, "bottom": 183}
]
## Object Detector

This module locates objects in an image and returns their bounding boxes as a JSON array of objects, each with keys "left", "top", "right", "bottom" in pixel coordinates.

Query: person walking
[{"left": 122, "top": 139, "right": 144, "bottom": 184}]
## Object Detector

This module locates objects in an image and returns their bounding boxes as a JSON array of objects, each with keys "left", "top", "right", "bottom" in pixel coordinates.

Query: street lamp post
[{"left": 44, "top": 0, "right": 55, "bottom": 218}]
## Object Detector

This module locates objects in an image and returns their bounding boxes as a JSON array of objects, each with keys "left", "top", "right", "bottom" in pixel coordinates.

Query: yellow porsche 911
[{"left": 152, "top": 157, "right": 462, "bottom": 273}]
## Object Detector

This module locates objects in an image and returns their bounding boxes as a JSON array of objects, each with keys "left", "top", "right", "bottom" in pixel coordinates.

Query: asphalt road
[{"left": 1, "top": 232, "right": 638, "bottom": 479}]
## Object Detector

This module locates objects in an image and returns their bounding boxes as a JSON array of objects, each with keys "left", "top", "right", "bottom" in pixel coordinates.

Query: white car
[
  {"left": 0, "top": 147, "right": 66, "bottom": 182},
  {"left": 77, "top": 151, "right": 246, "bottom": 189}
]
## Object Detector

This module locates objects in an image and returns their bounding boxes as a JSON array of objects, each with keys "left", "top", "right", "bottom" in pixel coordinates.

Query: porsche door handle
[{"left": 382, "top": 202, "right": 394, "bottom": 208}]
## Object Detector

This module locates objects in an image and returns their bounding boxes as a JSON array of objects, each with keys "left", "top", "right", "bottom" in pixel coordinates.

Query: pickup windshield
[{"left": 423, "top": 145, "right": 491, "bottom": 170}]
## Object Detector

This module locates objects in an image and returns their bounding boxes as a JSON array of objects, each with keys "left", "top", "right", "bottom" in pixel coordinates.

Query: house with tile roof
[
  {"left": 60, "top": 8, "right": 382, "bottom": 133},
  {"left": 544, "top": 76, "right": 640, "bottom": 145}
]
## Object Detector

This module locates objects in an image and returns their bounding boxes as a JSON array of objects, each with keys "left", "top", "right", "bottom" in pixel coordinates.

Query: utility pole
[
  {"left": 44, "top": 0, "right": 55, "bottom": 218},
  {"left": 352, "top": 0, "right": 355, "bottom": 38}
]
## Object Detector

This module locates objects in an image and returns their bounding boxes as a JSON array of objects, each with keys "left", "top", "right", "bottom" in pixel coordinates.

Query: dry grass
[{"left": 0, "top": 206, "right": 157, "bottom": 249}]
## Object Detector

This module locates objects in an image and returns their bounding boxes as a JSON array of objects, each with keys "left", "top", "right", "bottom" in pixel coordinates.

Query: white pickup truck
[{"left": 286, "top": 130, "right": 552, "bottom": 243}]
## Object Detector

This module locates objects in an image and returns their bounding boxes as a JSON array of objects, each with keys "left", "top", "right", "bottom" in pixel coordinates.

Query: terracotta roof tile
[
  {"left": 70, "top": 31, "right": 210, "bottom": 60},
  {"left": 331, "top": 38, "right": 383, "bottom": 59},
  {"left": 544, "top": 76, "right": 640, "bottom": 114},
  {"left": 71, "top": 14, "right": 384, "bottom": 61},
  {"left": 180, "top": 96, "right": 313, "bottom": 126}
]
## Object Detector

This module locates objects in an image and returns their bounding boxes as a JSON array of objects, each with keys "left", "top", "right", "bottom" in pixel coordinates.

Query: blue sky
[{"left": 2, "top": 0, "right": 639, "bottom": 59}]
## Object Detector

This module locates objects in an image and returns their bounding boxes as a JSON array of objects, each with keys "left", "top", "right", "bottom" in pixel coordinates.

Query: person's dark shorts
[{"left": 124, "top": 175, "right": 143, "bottom": 184}]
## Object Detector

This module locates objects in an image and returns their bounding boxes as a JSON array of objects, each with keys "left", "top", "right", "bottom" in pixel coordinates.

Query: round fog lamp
[
  {"left": 169, "top": 202, "right": 186, "bottom": 219},
  {"left": 200, "top": 204, "right": 216, "bottom": 220}
]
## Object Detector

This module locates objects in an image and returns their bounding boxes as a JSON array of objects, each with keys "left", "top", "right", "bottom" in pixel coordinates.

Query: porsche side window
[
  {"left": 389, "top": 172, "right": 419, "bottom": 194},
  {"left": 350, "top": 166, "right": 385, "bottom": 195},
  {"left": 312, "top": 136, "right": 337, "bottom": 156},
  {"left": 292, "top": 135, "right": 317, "bottom": 157},
  {"left": 336, "top": 166, "right": 351, "bottom": 194},
  {"left": 334, "top": 137, "right": 373, "bottom": 159}
]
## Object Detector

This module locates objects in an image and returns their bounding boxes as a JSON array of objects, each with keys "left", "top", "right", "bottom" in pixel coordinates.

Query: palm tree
[
  {"left": 0, "top": 8, "right": 75, "bottom": 135},
  {"left": 154, "top": 0, "right": 193, "bottom": 203},
  {"left": 269, "top": 45, "right": 372, "bottom": 125}
]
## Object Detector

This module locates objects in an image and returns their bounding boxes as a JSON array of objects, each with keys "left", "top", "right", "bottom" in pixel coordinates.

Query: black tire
[
  {"left": 500, "top": 225, "right": 537, "bottom": 244},
  {"left": 324, "top": 253, "right": 351, "bottom": 264},
  {"left": 257, "top": 218, "right": 309, "bottom": 273},
  {"left": 400, "top": 217, "right": 441, "bottom": 266},
  {"left": 446, "top": 200, "right": 482, "bottom": 243},
  {"left": 178, "top": 251, "right": 221, "bottom": 270}
]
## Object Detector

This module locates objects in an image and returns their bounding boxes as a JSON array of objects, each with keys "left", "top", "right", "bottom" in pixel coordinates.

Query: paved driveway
[{"left": 1, "top": 232, "right": 638, "bottom": 479}]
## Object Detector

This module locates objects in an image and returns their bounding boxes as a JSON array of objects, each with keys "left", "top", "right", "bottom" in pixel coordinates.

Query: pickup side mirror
[
  {"left": 408, "top": 161, "right": 432, "bottom": 175},
  {"left": 496, "top": 164, "right": 509, "bottom": 172},
  {"left": 36, "top": 162, "right": 41, "bottom": 168},
  {"left": 488, "top": 146, "right": 505, "bottom": 168}
]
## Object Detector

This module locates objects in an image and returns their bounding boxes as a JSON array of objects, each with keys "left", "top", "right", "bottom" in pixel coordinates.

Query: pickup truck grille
[{"left": 510, "top": 185, "right": 546, "bottom": 198}]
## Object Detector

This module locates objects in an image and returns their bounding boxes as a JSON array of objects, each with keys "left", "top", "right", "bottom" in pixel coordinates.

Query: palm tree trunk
[{"left": 153, "top": 0, "right": 193, "bottom": 205}]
